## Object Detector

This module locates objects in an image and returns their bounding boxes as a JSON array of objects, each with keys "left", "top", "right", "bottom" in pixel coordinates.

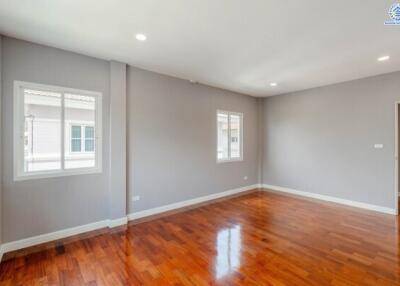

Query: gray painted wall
[
  {"left": 109, "top": 61, "right": 127, "bottom": 220},
  {"left": 0, "top": 35, "right": 3, "bottom": 244},
  {"left": 262, "top": 71, "right": 400, "bottom": 209},
  {"left": 127, "top": 66, "right": 259, "bottom": 213},
  {"left": 257, "top": 98, "right": 264, "bottom": 184},
  {"left": 1, "top": 37, "right": 111, "bottom": 242}
]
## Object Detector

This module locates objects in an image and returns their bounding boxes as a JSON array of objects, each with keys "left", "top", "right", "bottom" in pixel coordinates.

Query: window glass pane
[
  {"left": 65, "top": 94, "right": 96, "bottom": 169},
  {"left": 84, "top": 126, "right": 95, "bottom": 152},
  {"left": 23, "top": 89, "right": 61, "bottom": 172},
  {"left": 70, "top": 126, "right": 82, "bottom": 152},
  {"left": 85, "top": 139, "right": 94, "bottom": 152},
  {"left": 217, "top": 112, "right": 229, "bottom": 160},
  {"left": 71, "top": 126, "right": 81, "bottom": 139},
  {"left": 71, "top": 138, "right": 81, "bottom": 152},
  {"left": 85, "top": 126, "right": 94, "bottom": 139},
  {"left": 230, "top": 114, "right": 241, "bottom": 158}
]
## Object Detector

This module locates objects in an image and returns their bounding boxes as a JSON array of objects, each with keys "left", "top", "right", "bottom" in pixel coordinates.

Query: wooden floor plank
[{"left": 1, "top": 190, "right": 400, "bottom": 285}]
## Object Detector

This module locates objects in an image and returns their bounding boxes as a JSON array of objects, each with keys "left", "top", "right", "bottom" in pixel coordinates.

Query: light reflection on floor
[{"left": 216, "top": 224, "right": 241, "bottom": 279}]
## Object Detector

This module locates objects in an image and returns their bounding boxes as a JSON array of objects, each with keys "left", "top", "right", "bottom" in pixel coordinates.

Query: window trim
[
  {"left": 216, "top": 110, "right": 244, "bottom": 163},
  {"left": 13, "top": 80, "right": 103, "bottom": 181}
]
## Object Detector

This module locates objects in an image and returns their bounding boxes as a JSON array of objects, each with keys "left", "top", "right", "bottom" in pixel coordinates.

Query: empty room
[{"left": 0, "top": 1, "right": 400, "bottom": 285}]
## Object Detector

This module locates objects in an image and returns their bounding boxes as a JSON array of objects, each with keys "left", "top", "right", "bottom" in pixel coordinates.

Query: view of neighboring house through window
[
  {"left": 14, "top": 81, "right": 102, "bottom": 180},
  {"left": 70, "top": 125, "right": 95, "bottom": 153},
  {"left": 69, "top": 126, "right": 95, "bottom": 155},
  {"left": 64, "top": 93, "right": 96, "bottom": 169},
  {"left": 23, "top": 89, "right": 62, "bottom": 172},
  {"left": 71, "top": 125, "right": 82, "bottom": 152},
  {"left": 229, "top": 113, "right": 241, "bottom": 159},
  {"left": 85, "top": 126, "right": 95, "bottom": 152},
  {"left": 217, "top": 110, "right": 243, "bottom": 162},
  {"left": 217, "top": 112, "right": 229, "bottom": 160}
]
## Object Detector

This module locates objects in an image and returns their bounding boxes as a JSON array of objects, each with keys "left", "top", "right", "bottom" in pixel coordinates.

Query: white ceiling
[{"left": 0, "top": 0, "right": 399, "bottom": 97}]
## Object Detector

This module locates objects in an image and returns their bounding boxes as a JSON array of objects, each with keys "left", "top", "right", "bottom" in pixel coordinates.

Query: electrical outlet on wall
[
  {"left": 132, "top": 196, "right": 140, "bottom": 202},
  {"left": 244, "top": 176, "right": 248, "bottom": 181}
]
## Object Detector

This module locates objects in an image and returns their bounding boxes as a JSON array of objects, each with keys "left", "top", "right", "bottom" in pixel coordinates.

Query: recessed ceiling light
[
  {"left": 135, "top": 33, "right": 147, "bottom": 41},
  {"left": 378, "top": 55, "right": 390, "bottom": 62},
  {"left": 270, "top": 82, "right": 278, "bottom": 87}
]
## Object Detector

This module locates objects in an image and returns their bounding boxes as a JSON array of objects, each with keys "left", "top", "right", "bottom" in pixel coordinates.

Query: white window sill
[
  {"left": 217, "top": 158, "right": 244, "bottom": 164},
  {"left": 14, "top": 167, "right": 102, "bottom": 181}
]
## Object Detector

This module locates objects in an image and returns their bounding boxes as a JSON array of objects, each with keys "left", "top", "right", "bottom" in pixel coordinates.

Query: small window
[
  {"left": 69, "top": 125, "right": 95, "bottom": 153},
  {"left": 14, "top": 81, "right": 102, "bottom": 180},
  {"left": 217, "top": 110, "right": 243, "bottom": 162}
]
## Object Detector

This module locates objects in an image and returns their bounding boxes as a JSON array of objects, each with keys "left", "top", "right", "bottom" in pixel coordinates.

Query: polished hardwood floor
[{"left": 1, "top": 189, "right": 399, "bottom": 285}]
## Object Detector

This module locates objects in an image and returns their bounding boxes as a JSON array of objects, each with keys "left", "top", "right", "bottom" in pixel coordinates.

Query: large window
[
  {"left": 14, "top": 81, "right": 102, "bottom": 180},
  {"left": 217, "top": 110, "right": 243, "bottom": 162}
]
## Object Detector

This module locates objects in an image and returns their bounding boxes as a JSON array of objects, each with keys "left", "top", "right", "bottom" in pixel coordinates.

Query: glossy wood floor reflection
[{"left": 1, "top": 190, "right": 400, "bottom": 285}]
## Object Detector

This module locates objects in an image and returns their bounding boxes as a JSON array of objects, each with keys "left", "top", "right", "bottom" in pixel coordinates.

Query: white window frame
[
  {"left": 13, "top": 81, "right": 103, "bottom": 181},
  {"left": 216, "top": 110, "right": 244, "bottom": 163}
]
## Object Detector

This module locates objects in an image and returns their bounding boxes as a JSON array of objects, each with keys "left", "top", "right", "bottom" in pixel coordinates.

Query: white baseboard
[
  {"left": 108, "top": 216, "right": 128, "bottom": 228},
  {"left": 262, "top": 184, "right": 396, "bottom": 215},
  {"left": 1, "top": 219, "right": 109, "bottom": 255},
  {"left": 0, "top": 216, "right": 130, "bottom": 259},
  {"left": 128, "top": 184, "right": 260, "bottom": 221},
  {"left": 0, "top": 184, "right": 260, "bottom": 260}
]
